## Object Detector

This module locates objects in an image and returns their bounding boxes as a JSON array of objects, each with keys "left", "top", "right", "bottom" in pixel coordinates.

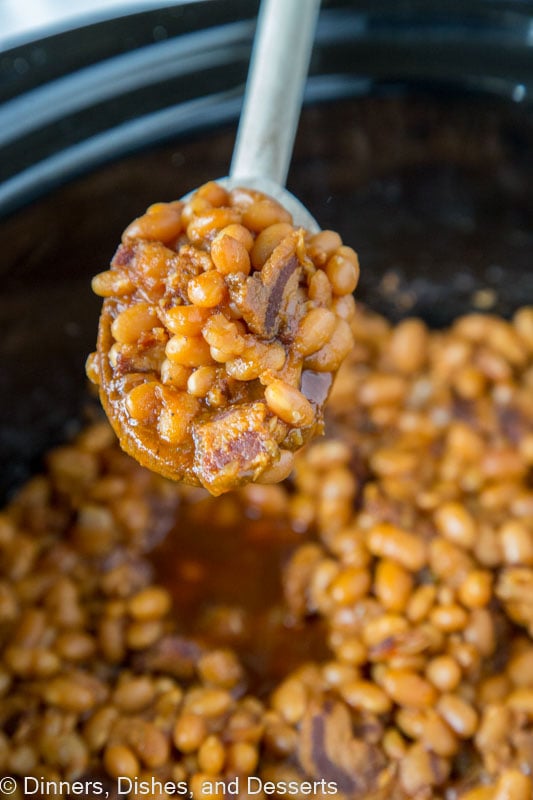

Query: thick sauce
[
  {"left": 88, "top": 183, "right": 358, "bottom": 494},
  {"left": 150, "top": 502, "right": 327, "bottom": 695}
]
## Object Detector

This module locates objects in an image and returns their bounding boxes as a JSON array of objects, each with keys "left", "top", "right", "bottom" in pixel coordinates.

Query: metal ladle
[
  {"left": 185, "top": 0, "right": 321, "bottom": 231},
  {"left": 93, "top": 0, "right": 328, "bottom": 492}
]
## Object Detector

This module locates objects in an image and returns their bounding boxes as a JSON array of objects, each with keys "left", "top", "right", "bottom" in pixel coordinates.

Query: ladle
[
  {"left": 184, "top": 0, "right": 321, "bottom": 231},
  {"left": 90, "top": 0, "right": 361, "bottom": 495}
]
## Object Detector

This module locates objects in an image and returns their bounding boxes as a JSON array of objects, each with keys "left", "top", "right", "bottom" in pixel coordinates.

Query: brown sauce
[{"left": 150, "top": 504, "right": 328, "bottom": 695}]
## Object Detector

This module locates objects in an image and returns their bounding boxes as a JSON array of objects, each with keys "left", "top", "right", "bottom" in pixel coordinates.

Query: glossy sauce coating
[{"left": 87, "top": 182, "right": 359, "bottom": 494}]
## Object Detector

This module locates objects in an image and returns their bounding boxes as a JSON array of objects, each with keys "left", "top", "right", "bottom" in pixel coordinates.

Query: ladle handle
[{"left": 230, "top": 0, "right": 321, "bottom": 188}]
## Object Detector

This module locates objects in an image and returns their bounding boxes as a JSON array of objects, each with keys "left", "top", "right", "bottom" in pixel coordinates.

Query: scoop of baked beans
[{"left": 87, "top": 182, "right": 358, "bottom": 494}]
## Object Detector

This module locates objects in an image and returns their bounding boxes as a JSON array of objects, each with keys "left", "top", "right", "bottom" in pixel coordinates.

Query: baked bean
[
  {"left": 190, "top": 774, "right": 225, "bottom": 799},
  {"left": 242, "top": 198, "right": 292, "bottom": 231},
  {"left": 112, "top": 676, "right": 155, "bottom": 712},
  {"left": 335, "top": 637, "right": 368, "bottom": 666},
  {"left": 126, "top": 382, "right": 160, "bottom": 423},
  {"left": 382, "top": 669, "right": 437, "bottom": 708},
  {"left": 382, "top": 728, "right": 407, "bottom": 760},
  {"left": 507, "top": 687, "right": 533, "bottom": 715},
  {"left": 104, "top": 744, "right": 139, "bottom": 780},
  {"left": 128, "top": 720, "right": 169, "bottom": 768},
  {"left": 295, "top": 307, "right": 337, "bottom": 356},
  {"left": 165, "top": 334, "right": 213, "bottom": 366},
  {"left": 499, "top": 520, "right": 533, "bottom": 565},
  {"left": 507, "top": 647, "right": 533, "bottom": 686},
  {"left": 368, "top": 523, "right": 427, "bottom": 571},
  {"left": 513, "top": 305, "right": 533, "bottom": 351},
  {"left": 264, "top": 380, "right": 315, "bottom": 427},
  {"left": 55, "top": 631, "right": 96, "bottom": 662},
  {"left": 308, "top": 230, "right": 343, "bottom": 266},
  {"left": 437, "top": 694, "right": 479, "bottom": 738},
  {"left": 399, "top": 742, "right": 448, "bottom": 794},
  {"left": 395, "top": 707, "right": 425, "bottom": 739},
  {"left": 254, "top": 451, "right": 293, "bottom": 486},
  {"left": 187, "top": 366, "right": 217, "bottom": 397},
  {"left": 477, "top": 674, "right": 511, "bottom": 705},
  {"left": 303, "top": 318, "right": 354, "bottom": 372},
  {"left": 227, "top": 741, "right": 259, "bottom": 774},
  {"left": 308, "top": 268, "right": 333, "bottom": 305},
  {"left": 98, "top": 616, "right": 125, "bottom": 664},
  {"left": 186, "top": 688, "right": 233, "bottom": 717},
  {"left": 493, "top": 770, "right": 532, "bottom": 800},
  {"left": 341, "top": 680, "right": 392, "bottom": 714},
  {"left": 84, "top": 706, "right": 119, "bottom": 753},
  {"left": 271, "top": 679, "right": 307, "bottom": 724},
  {"left": 126, "top": 619, "right": 163, "bottom": 649},
  {"left": 325, "top": 253, "right": 359, "bottom": 295},
  {"left": 426, "top": 656, "right": 462, "bottom": 692},
  {"left": 128, "top": 587, "right": 171, "bottom": 620},
  {"left": 186, "top": 207, "right": 241, "bottom": 241},
  {"left": 160, "top": 360, "right": 191, "bottom": 388},
  {"left": 475, "top": 705, "right": 511, "bottom": 752},
  {"left": 198, "top": 735, "right": 225, "bottom": 774},
  {"left": 429, "top": 538, "right": 473, "bottom": 585},
  {"left": 519, "top": 432, "right": 533, "bottom": 464},
  {"left": 370, "top": 446, "right": 419, "bottom": 477},
  {"left": 320, "top": 468, "right": 355, "bottom": 504},
  {"left": 111, "top": 303, "right": 158, "bottom": 344},
  {"left": 164, "top": 305, "right": 211, "bottom": 335},
  {"left": 458, "top": 571, "right": 493, "bottom": 608},
  {"left": 196, "top": 181, "right": 230, "bottom": 207},
  {"left": 332, "top": 292, "right": 357, "bottom": 322},
  {"left": 362, "top": 614, "right": 409, "bottom": 648},
  {"left": 422, "top": 709, "right": 458, "bottom": 757},
  {"left": 43, "top": 677, "right": 98, "bottom": 713},
  {"left": 482, "top": 447, "right": 526, "bottom": 480},
  {"left": 320, "top": 661, "right": 359, "bottom": 689},
  {"left": 217, "top": 223, "right": 254, "bottom": 252},
  {"left": 182, "top": 198, "right": 213, "bottom": 226},
  {"left": 453, "top": 364, "right": 487, "bottom": 399},
  {"left": 187, "top": 271, "right": 227, "bottom": 307},
  {"left": 211, "top": 234, "right": 251, "bottom": 275},
  {"left": 250, "top": 223, "right": 293, "bottom": 268},
  {"left": 329, "top": 567, "right": 371, "bottom": 605},
  {"left": 85, "top": 351, "right": 101, "bottom": 384},
  {"left": 123, "top": 202, "right": 183, "bottom": 243},
  {"left": 430, "top": 604, "right": 469, "bottom": 632},
  {"left": 451, "top": 642, "right": 481, "bottom": 673},
  {"left": 406, "top": 585, "right": 436, "bottom": 623},
  {"left": 335, "top": 244, "right": 359, "bottom": 266},
  {"left": 198, "top": 649, "right": 243, "bottom": 689},
  {"left": 306, "top": 439, "right": 351, "bottom": 469},
  {"left": 92, "top": 269, "right": 135, "bottom": 297},
  {"left": 487, "top": 319, "right": 527, "bottom": 365},
  {"left": 202, "top": 313, "right": 245, "bottom": 355},
  {"left": 374, "top": 560, "right": 414, "bottom": 612},
  {"left": 434, "top": 502, "right": 477, "bottom": 549},
  {"left": 157, "top": 391, "right": 199, "bottom": 445},
  {"left": 388, "top": 318, "right": 428, "bottom": 373},
  {"left": 173, "top": 713, "right": 207, "bottom": 753},
  {"left": 358, "top": 373, "right": 406, "bottom": 406}
]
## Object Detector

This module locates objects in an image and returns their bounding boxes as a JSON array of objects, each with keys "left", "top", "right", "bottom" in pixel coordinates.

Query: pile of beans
[
  {"left": 87, "top": 182, "right": 358, "bottom": 495},
  {"left": 2, "top": 303, "right": 533, "bottom": 799},
  {"left": 279, "top": 306, "right": 533, "bottom": 799}
]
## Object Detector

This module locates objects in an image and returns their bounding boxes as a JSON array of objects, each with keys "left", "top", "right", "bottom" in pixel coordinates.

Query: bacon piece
[
  {"left": 298, "top": 700, "right": 394, "bottom": 799},
  {"left": 192, "top": 402, "right": 279, "bottom": 495},
  {"left": 228, "top": 232, "right": 302, "bottom": 339}
]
